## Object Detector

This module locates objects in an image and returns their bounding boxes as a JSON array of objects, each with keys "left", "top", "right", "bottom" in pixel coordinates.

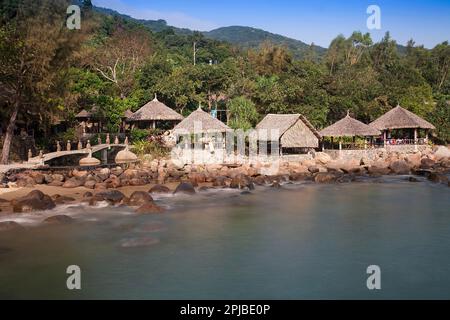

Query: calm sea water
[{"left": 0, "top": 176, "right": 449, "bottom": 299}]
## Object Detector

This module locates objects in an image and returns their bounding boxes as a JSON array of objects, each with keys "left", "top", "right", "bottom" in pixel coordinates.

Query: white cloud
[{"left": 92, "top": 0, "right": 218, "bottom": 31}]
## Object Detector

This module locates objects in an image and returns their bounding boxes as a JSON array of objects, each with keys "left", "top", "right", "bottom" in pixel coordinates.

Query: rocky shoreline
[{"left": 1, "top": 146, "right": 449, "bottom": 231}]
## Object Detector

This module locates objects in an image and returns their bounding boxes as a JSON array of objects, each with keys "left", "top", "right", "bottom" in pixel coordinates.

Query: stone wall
[{"left": 324, "top": 145, "right": 433, "bottom": 161}]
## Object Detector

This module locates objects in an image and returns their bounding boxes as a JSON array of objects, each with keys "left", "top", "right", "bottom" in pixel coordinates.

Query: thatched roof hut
[
  {"left": 173, "top": 106, "right": 231, "bottom": 134},
  {"left": 256, "top": 114, "right": 320, "bottom": 148},
  {"left": 127, "top": 96, "right": 183, "bottom": 122},
  {"left": 370, "top": 105, "right": 435, "bottom": 130},
  {"left": 75, "top": 106, "right": 100, "bottom": 119},
  {"left": 320, "top": 113, "right": 381, "bottom": 137},
  {"left": 123, "top": 109, "right": 134, "bottom": 119}
]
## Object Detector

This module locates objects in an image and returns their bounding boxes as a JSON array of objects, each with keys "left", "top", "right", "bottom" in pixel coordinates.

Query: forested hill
[
  {"left": 92, "top": 5, "right": 325, "bottom": 58},
  {"left": 204, "top": 26, "right": 326, "bottom": 58}
]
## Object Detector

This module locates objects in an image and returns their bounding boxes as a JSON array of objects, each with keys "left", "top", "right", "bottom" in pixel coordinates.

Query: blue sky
[{"left": 92, "top": 0, "right": 450, "bottom": 48}]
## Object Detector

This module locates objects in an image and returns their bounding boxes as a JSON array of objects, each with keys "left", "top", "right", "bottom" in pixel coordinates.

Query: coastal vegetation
[{"left": 1, "top": 0, "right": 449, "bottom": 164}]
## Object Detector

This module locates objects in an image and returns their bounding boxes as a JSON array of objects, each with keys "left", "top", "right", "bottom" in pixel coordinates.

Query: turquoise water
[{"left": 0, "top": 176, "right": 449, "bottom": 299}]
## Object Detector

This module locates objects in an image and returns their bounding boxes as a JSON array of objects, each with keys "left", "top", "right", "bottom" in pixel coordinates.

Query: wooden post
[
  {"left": 414, "top": 128, "right": 418, "bottom": 151},
  {"left": 153, "top": 120, "right": 156, "bottom": 129},
  {"left": 424, "top": 129, "right": 429, "bottom": 144},
  {"left": 101, "top": 149, "right": 108, "bottom": 164},
  {"left": 383, "top": 130, "right": 386, "bottom": 147}
]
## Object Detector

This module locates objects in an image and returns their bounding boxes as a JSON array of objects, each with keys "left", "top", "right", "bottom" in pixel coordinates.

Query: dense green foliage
[{"left": 1, "top": 0, "right": 449, "bottom": 163}]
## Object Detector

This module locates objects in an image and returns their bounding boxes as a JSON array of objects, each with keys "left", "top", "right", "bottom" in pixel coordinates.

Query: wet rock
[
  {"left": 52, "top": 195, "right": 76, "bottom": 205},
  {"left": 290, "top": 173, "right": 311, "bottom": 181},
  {"left": 427, "top": 173, "right": 449, "bottom": 184},
  {"left": 212, "top": 176, "right": 228, "bottom": 187},
  {"left": 127, "top": 191, "right": 153, "bottom": 206},
  {"left": 12, "top": 190, "right": 56, "bottom": 213},
  {"left": 0, "top": 221, "right": 24, "bottom": 232},
  {"left": 188, "top": 172, "right": 206, "bottom": 185},
  {"left": 408, "top": 177, "right": 419, "bottom": 182},
  {"left": 240, "top": 190, "right": 252, "bottom": 195},
  {"left": 198, "top": 186, "right": 212, "bottom": 192},
  {"left": 368, "top": 166, "right": 390, "bottom": 176},
  {"left": 337, "top": 174, "right": 356, "bottom": 183},
  {"left": 389, "top": 160, "right": 411, "bottom": 175},
  {"left": 148, "top": 184, "right": 171, "bottom": 194},
  {"left": 43, "top": 215, "right": 74, "bottom": 224},
  {"left": 135, "top": 202, "right": 164, "bottom": 214},
  {"left": 230, "top": 174, "right": 255, "bottom": 190},
  {"left": 314, "top": 172, "right": 340, "bottom": 183},
  {"left": 174, "top": 182, "right": 196, "bottom": 195},
  {"left": 253, "top": 175, "right": 269, "bottom": 185},
  {"left": 270, "top": 181, "right": 282, "bottom": 188},
  {"left": 94, "top": 190, "right": 125, "bottom": 205}
]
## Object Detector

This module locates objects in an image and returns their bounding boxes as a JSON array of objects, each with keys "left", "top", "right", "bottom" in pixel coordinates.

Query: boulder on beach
[
  {"left": 52, "top": 195, "right": 76, "bottom": 205},
  {"left": 12, "top": 190, "right": 56, "bottom": 213},
  {"left": 93, "top": 190, "right": 126, "bottom": 205},
  {"left": 0, "top": 221, "right": 24, "bottom": 232},
  {"left": 127, "top": 191, "right": 153, "bottom": 206},
  {"left": 43, "top": 215, "right": 74, "bottom": 224},
  {"left": 433, "top": 146, "right": 450, "bottom": 161},
  {"left": 314, "top": 152, "right": 332, "bottom": 165},
  {"left": 420, "top": 158, "right": 436, "bottom": 169},
  {"left": 84, "top": 180, "right": 96, "bottom": 189},
  {"left": 230, "top": 174, "right": 255, "bottom": 190},
  {"left": 389, "top": 160, "right": 411, "bottom": 175},
  {"left": 148, "top": 184, "right": 171, "bottom": 194},
  {"left": 314, "top": 172, "right": 340, "bottom": 183},
  {"left": 427, "top": 173, "right": 449, "bottom": 184},
  {"left": 62, "top": 177, "right": 84, "bottom": 188},
  {"left": 173, "top": 182, "right": 196, "bottom": 195},
  {"left": 135, "top": 202, "right": 164, "bottom": 214}
]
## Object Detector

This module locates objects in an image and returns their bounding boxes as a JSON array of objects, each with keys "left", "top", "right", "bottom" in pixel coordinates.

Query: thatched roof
[
  {"left": 370, "top": 105, "right": 435, "bottom": 130},
  {"left": 256, "top": 114, "right": 321, "bottom": 139},
  {"left": 127, "top": 96, "right": 183, "bottom": 122},
  {"left": 123, "top": 109, "right": 134, "bottom": 118},
  {"left": 173, "top": 106, "right": 231, "bottom": 134},
  {"left": 320, "top": 113, "right": 381, "bottom": 137},
  {"left": 75, "top": 106, "right": 100, "bottom": 119}
]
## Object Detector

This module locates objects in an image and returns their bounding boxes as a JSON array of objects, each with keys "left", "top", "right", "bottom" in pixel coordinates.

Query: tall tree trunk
[{"left": 1, "top": 102, "right": 20, "bottom": 164}]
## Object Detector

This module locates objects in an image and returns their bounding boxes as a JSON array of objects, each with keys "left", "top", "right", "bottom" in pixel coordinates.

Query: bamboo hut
[
  {"left": 75, "top": 106, "right": 103, "bottom": 134},
  {"left": 256, "top": 114, "right": 320, "bottom": 155},
  {"left": 320, "top": 112, "right": 381, "bottom": 150},
  {"left": 173, "top": 106, "right": 231, "bottom": 149},
  {"left": 369, "top": 105, "right": 435, "bottom": 146},
  {"left": 127, "top": 95, "right": 183, "bottom": 130}
]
